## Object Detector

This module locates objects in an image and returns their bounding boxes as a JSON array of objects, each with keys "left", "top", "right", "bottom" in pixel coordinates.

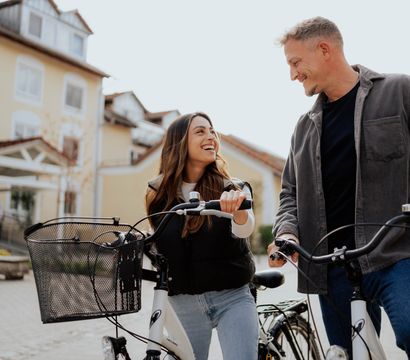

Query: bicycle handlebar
[
  {"left": 95, "top": 197, "right": 253, "bottom": 249},
  {"left": 273, "top": 208, "right": 410, "bottom": 265},
  {"left": 145, "top": 198, "right": 252, "bottom": 246}
]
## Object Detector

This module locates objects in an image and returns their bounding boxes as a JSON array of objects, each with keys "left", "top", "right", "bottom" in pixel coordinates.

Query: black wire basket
[{"left": 24, "top": 218, "right": 144, "bottom": 323}]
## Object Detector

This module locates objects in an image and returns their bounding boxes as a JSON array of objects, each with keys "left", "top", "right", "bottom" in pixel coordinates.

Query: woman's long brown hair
[{"left": 146, "top": 112, "right": 236, "bottom": 235}]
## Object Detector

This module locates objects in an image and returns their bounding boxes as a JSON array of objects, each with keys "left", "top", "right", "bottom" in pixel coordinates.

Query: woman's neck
[{"left": 184, "top": 164, "right": 205, "bottom": 183}]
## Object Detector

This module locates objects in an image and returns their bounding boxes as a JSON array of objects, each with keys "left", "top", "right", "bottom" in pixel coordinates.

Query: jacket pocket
[{"left": 363, "top": 115, "right": 405, "bottom": 161}]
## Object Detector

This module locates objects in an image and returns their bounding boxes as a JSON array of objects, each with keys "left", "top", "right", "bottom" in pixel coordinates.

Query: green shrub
[{"left": 258, "top": 224, "right": 273, "bottom": 253}]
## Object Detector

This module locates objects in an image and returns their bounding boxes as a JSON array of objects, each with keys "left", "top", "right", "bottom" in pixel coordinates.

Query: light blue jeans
[{"left": 168, "top": 285, "right": 259, "bottom": 360}]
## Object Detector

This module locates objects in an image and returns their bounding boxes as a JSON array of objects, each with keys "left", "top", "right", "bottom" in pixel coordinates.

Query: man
[{"left": 268, "top": 16, "right": 410, "bottom": 357}]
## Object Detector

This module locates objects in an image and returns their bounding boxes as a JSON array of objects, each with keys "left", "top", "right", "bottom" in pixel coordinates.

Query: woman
[{"left": 146, "top": 112, "right": 258, "bottom": 360}]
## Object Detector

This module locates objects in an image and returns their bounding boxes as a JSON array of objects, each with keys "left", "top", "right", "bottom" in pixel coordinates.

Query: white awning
[{"left": 0, "top": 137, "right": 70, "bottom": 190}]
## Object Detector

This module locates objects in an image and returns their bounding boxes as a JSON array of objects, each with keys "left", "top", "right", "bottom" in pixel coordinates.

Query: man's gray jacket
[{"left": 273, "top": 64, "right": 410, "bottom": 294}]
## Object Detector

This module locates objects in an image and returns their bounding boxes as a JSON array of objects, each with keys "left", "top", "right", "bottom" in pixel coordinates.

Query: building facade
[{"left": 0, "top": 0, "right": 106, "bottom": 248}]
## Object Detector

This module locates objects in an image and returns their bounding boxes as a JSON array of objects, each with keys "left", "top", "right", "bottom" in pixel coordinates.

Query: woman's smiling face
[{"left": 186, "top": 115, "right": 219, "bottom": 167}]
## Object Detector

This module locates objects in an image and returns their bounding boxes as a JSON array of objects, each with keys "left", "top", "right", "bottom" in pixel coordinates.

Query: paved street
[{"left": 0, "top": 256, "right": 406, "bottom": 359}]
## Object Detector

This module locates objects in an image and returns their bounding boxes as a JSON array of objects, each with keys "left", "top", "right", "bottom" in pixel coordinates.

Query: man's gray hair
[{"left": 278, "top": 16, "right": 343, "bottom": 48}]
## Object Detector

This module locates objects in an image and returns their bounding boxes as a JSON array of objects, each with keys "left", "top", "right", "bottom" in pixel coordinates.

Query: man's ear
[{"left": 317, "top": 41, "right": 331, "bottom": 58}]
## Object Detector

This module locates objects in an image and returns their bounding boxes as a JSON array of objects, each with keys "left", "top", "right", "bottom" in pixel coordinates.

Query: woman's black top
[{"left": 148, "top": 177, "right": 255, "bottom": 296}]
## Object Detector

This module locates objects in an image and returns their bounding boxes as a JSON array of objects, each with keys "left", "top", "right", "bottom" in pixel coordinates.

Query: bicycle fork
[{"left": 146, "top": 255, "right": 170, "bottom": 359}]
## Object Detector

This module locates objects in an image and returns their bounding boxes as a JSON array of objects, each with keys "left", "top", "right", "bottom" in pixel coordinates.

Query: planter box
[{"left": 0, "top": 255, "right": 30, "bottom": 280}]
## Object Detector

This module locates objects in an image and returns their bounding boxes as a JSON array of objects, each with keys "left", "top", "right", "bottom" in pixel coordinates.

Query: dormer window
[
  {"left": 70, "top": 33, "right": 84, "bottom": 57},
  {"left": 28, "top": 12, "right": 43, "bottom": 39}
]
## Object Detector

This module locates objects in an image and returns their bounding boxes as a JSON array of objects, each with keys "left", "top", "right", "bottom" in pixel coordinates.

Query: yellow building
[
  {"left": 97, "top": 91, "right": 178, "bottom": 226},
  {"left": 220, "top": 134, "right": 284, "bottom": 226},
  {"left": 0, "top": 0, "right": 107, "bottom": 249}
]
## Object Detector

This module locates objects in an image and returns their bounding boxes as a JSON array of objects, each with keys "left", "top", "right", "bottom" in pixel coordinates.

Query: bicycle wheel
[{"left": 269, "top": 315, "right": 321, "bottom": 360}]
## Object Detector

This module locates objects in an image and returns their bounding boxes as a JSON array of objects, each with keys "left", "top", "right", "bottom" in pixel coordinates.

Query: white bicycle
[
  {"left": 272, "top": 204, "right": 410, "bottom": 360},
  {"left": 25, "top": 192, "right": 320, "bottom": 359}
]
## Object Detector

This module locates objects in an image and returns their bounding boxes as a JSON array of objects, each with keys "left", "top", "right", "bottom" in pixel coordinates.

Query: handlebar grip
[
  {"left": 274, "top": 238, "right": 297, "bottom": 257},
  {"left": 205, "top": 199, "right": 252, "bottom": 210}
]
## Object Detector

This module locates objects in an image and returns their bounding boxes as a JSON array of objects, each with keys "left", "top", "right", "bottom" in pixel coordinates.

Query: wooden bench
[{"left": 0, "top": 255, "right": 30, "bottom": 280}]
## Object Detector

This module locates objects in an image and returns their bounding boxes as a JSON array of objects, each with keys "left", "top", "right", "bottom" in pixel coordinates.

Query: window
[
  {"left": 10, "top": 190, "right": 19, "bottom": 211},
  {"left": 10, "top": 189, "right": 35, "bottom": 213},
  {"left": 14, "top": 122, "right": 39, "bottom": 139},
  {"left": 65, "top": 83, "right": 83, "bottom": 111},
  {"left": 16, "top": 62, "right": 43, "bottom": 102},
  {"left": 70, "top": 33, "right": 84, "bottom": 57},
  {"left": 12, "top": 111, "right": 41, "bottom": 139},
  {"left": 64, "top": 191, "right": 77, "bottom": 215},
  {"left": 63, "top": 74, "right": 87, "bottom": 116},
  {"left": 28, "top": 12, "right": 42, "bottom": 38},
  {"left": 62, "top": 136, "right": 79, "bottom": 162}
]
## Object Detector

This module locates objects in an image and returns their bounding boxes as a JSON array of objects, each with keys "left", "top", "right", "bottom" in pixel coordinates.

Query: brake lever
[
  {"left": 176, "top": 208, "right": 233, "bottom": 220},
  {"left": 270, "top": 252, "right": 284, "bottom": 261},
  {"left": 201, "top": 209, "right": 233, "bottom": 219}
]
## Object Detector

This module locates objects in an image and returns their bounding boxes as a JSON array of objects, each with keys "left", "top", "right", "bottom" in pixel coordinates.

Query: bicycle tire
[{"left": 269, "top": 314, "right": 321, "bottom": 360}]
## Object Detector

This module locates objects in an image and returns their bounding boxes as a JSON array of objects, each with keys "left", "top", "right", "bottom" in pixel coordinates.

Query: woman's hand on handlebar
[
  {"left": 268, "top": 234, "right": 299, "bottom": 267},
  {"left": 219, "top": 190, "right": 248, "bottom": 224}
]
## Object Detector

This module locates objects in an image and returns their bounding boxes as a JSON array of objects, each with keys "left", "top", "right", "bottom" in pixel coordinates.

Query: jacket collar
[
  {"left": 148, "top": 174, "right": 164, "bottom": 192},
  {"left": 308, "top": 64, "right": 385, "bottom": 122}
]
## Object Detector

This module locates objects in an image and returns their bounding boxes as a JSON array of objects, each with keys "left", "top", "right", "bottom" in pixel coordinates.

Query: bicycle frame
[
  {"left": 146, "top": 287, "right": 194, "bottom": 359},
  {"left": 258, "top": 328, "right": 283, "bottom": 359},
  {"left": 351, "top": 298, "right": 386, "bottom": 360},
  {"left": 142, "top": 254, "right": 195, "bottom": 359},
  {"left": 343, "top": 260, "right": 387, "bottom": 360}
]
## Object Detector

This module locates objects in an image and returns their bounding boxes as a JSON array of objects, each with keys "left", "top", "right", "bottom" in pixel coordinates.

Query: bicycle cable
[
  {"left": 89, "top": 254, "right": 173, "bottom": 354},
  {"left": 86, "top": 228, "right": 177, "bottom": 356},
  {"left": 126, "top": 210, "right": 178, "bottom": 237}
]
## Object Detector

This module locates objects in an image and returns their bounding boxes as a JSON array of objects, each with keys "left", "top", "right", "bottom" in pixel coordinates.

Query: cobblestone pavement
[{"left": 0, "top": 257, "right": 406, "bottom": 359}]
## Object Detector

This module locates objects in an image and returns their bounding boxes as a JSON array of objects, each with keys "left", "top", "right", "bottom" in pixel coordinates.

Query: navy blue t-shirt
[{"left": 321, "top": 82, "right": 359, "bottom": 251}]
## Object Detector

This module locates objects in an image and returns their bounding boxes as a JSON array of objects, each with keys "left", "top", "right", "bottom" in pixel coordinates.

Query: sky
[{"left": 57, "top": 0, "right": 410, "bottom": 158}]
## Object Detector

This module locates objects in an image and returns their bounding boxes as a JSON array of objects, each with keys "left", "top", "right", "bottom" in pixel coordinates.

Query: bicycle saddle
[{"left": 252, "top": 269, "right": 284, "bottom": 289}]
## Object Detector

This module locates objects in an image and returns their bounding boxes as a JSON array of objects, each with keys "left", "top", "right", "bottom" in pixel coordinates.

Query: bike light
[
  {"left": 102, "top": 336, "right": 116, "bottom": 360},
  {"left": 325, "top": 345, "right": 348, "bottom": 359}
]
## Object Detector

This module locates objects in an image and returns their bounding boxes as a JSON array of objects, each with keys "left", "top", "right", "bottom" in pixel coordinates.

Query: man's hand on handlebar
[
  {"left": 220, "top": 190, "right": 248, "bottom": 225},
  {"left": 268, "top": 234, "right": 299, "bottom": 267}
]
